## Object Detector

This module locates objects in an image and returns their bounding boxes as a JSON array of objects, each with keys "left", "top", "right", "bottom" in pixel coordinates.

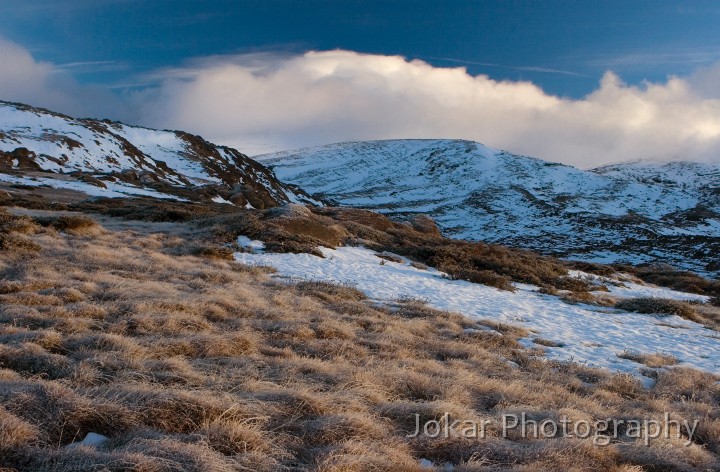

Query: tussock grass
[
  {"left": 48, "top": 215, "right": 103, "bottom": 235},
  {"left": 0, "top": 197, "right": 718, "bottom": 470},
  {"left": 617, "top": 350, "right": 680, "bottom": 368}
]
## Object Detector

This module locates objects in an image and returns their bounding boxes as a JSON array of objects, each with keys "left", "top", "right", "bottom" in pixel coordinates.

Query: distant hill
[
  {"left": 0, "top": 101, "right": 311, "bottom": 208},
  {"left": 258, "top": 139, "right": 720, "bottom": 276}
]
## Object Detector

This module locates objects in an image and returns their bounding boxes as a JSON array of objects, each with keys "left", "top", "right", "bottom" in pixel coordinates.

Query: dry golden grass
[
  {"left": 617, "top": 350, "right": 680, "bottom": 368},
  {"left": 0, "top": 202, "right": 717, "bottom": 471}
]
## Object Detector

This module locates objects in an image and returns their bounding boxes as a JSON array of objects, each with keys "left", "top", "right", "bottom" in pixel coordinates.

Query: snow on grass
[
  {"left": 257, "top": 139, "right": 720, "bottom": 276},
  {"left": 235, "top": 245, "right": 720, "bottom": 377},
  {"left": 236, "top": 236, "right": 265, "bottom": 253},
  {"left": 111, "top": 124, "right": 221, "bottom": 184},
  {"left": 0, "top": 172, "right": 184, "bottom": 200},
  {"left": 570, "top": 270, "right": 710, "bottom": 302},
  {"left": 211, "top": 195, "right": 233, "bottom": 205}
]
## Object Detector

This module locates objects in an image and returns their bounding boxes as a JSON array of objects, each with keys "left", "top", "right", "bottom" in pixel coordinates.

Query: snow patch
[
  {"left": 211, "top": 195, "right": 233, "bottom": 205},
  {"left": 237, "top": 236, "right": 265, "bottom": 253},
  {"left": 65, "top": 432, "right": 109, "bottom": 449},
  {"left": 234, "top": 246, "right": 720, "bottom": 376}
]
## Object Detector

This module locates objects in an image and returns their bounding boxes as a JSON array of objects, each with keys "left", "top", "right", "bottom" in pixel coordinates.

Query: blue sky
[
  {"left": 3, "top": 0, "right": 720, "bottom": 96},
  {"left": 1, "top": 1, "right": 720, "bottom": 165}
]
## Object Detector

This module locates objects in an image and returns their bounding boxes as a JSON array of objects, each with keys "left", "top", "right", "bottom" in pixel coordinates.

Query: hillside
[
  {"left": 0, "top": 101, "right": 310, "bottom": 208},
  {"left": 0, "top": 192, "right": 719, "bottom": 470},
  {"left": 258, "top": 140, "right": 720, "bottom": 276},
  {"left": 1, "top": 104, "right": 720, "bottom": 470}
]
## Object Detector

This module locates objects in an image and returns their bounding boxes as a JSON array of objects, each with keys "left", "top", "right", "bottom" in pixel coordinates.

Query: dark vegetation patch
[
  {"left": 615, "top": 297, "right": 700, "bottom": 322},
  {"left": 44, "top": 215, "right": 102, "bottom": 235},
  {"left": 70, "top": 197, "right": 241, "bottom": 222},
  {"left": 191, "top": 244, "right": 235, "bottom": 261},
  {"left": 619, "top": 265, "right": 720, "bottom": 297}
]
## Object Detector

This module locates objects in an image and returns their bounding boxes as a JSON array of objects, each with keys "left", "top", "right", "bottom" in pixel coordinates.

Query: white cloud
[
  {"left": 138, "top": 50, "right": 720, "bottom": 166},
  {"left": 2, "top": 38, "right": 720, "bottom": 167},
  {"left": 0, "top": 37, "right": 125, "bottom": 119}
]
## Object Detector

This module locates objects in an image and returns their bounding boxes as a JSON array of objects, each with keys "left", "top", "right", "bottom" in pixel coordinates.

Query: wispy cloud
[
  {"left": 581, "top": 45, "right": 720, "bottom": 68},
  {"left": 425, "top": 57, "right": 590, "bottom": 77},
  {"left": 53, "top": 61, "right": 128, "bottom": 74}
]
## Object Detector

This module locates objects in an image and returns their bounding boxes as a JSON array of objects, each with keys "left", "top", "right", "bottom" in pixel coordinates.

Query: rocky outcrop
[{"left": 0, "top": 100, "right": 312, "bottom": 207}]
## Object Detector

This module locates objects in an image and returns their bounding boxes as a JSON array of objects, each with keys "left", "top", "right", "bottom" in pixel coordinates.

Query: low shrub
[
  {"left": 295, "top": 280, "right": 366, "bottom": 302},
  {"left": 617, "top": 350, "right": 679, "bottom": 368},
  {"left": 560, "top": 291, "right": 598, "bottom": 305},
  {"left": 0, "top": 212, "right": 39, "bottom": 235},
  {"left": 0, "top": 234, "right": 41, "bottom": 252},
  {"left": 375, "top": 253, "right": 404, "bottom": 264},
  {"left": 615, "top": 297, "right": 700, "bottom": 321},
  {"left": 194, "top": 245, "right": 235, "bottom": 260},
  {"left": 49, "top": 215, "right": 102, "bottom": 235},
  {"left": 553, "top": 276, "right": 593, "bottom": 292},
  {"left": 566, "top": 260, "right": 616, "bottom": 277},
  {"left": 618, "top": 265, "right": 720, "bottom": 297},
  {"left": 532, "top": 338, "right": 565, "bottom": 348},
  {"left": 445, "top": 267, "right": 515, "bottom": 291}
]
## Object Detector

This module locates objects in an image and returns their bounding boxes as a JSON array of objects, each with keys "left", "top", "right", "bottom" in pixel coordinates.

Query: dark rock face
[{"left": 0, "top": 148, "right": 42, "bottom": 171}]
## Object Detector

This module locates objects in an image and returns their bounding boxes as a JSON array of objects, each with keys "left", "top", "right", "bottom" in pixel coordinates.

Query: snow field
[{"left": 235, "top": 244, "right": 720, "bottom": 378}]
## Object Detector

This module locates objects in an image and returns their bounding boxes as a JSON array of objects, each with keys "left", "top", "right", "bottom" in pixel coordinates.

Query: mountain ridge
[
  {"left": 0, "top": 100, "right": 310, "bottom": 208},
  {"left": 257, "top": 139, "right": 720, "bottom": 276}
]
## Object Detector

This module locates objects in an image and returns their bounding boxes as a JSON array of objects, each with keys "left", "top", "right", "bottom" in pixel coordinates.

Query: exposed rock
[
  {"left": 0, "top": 148, "right": 42, "bottom": 171},
  {"left": 0, "top": 100, "right": 312, "bottom": 207}
]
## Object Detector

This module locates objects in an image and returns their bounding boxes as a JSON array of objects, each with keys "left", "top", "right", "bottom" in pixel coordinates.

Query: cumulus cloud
[
  {"left": 0, "top": 37, "right": 124, "bottom": 119},
  {"left": 2, "top": 38, "right": 720, "bottom": 167},
  {"left": 137, "top": 50, "right": 720, "bottom": 166}
]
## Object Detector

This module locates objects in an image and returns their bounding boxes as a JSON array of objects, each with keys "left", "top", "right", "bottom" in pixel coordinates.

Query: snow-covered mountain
[
  {"left": 257, "top": 140, "right": 720, "bottom": 276},
  {"left": 0, "top": 101, "right": 308, "bottom": 207}
]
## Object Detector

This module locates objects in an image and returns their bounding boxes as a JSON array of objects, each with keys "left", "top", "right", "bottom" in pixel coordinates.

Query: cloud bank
[
  {"left": 138, "top": 51, "right": 720, "bottom": 166},
  {"left": 2, "top": 37, "right": 720, "bottom": 167},
  {"left": 0, "top": 37, "right": 125, "bottom": 119}
]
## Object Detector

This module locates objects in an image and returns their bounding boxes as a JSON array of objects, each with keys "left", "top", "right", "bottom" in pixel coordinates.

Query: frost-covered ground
[{"left": 235, "top": 244, "right": 720, "bottom": 378}]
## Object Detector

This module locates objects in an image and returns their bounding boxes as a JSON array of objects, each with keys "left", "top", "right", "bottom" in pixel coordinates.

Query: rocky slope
[
  {"left": 0, "top": 101, "right": 309, "bottom": 208},
  {"left": 258, "top": 140, "right": 720, "bottom": 276}
]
